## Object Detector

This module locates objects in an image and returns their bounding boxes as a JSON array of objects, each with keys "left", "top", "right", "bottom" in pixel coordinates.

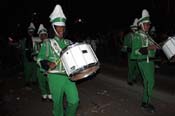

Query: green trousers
[
  {"left": 128, "top": 59, "right": 139, "bottom": 82},
  {"left": 37, "top": 67, "right": 50, "bottom": 95},
  {"left": 47, "top": 73, "right": 79, "bottom": 116},
  {"left": 138, "top": 61, "right": 155, "bottom": 103},
  {"left": 23, "top": 60, "right": 37, "bottom": 84}
]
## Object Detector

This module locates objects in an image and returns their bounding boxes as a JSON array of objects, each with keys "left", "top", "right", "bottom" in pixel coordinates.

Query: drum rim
[
  {"left": 69, "top": 62, "right": 100, "bottom": 77},
  {"left": 70, "top": 65, "right": 100, "bottom": 81}
]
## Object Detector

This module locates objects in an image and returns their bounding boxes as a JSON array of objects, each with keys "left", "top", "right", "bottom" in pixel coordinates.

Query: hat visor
[
  {"left": 39, "top": 32, "right": 48, "bottom": 35},
  {"left": 28, "top": 29, "right": 35, "bottom": 32},
  {"left": 138, "top": 20, "right": 151, "bottom": 26},
  {"left": 52, "top": 22, "right": 65, "bottom": 26},
  {"left": 142, "top": 20, "right": 151, "bottom": 24}
]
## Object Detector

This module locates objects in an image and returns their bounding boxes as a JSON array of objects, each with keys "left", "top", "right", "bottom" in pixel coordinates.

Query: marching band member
[
  {"left": 37, "top": 4, "right": 79, "bottom": 116},
  {"left": 123, "top": 18, "right": 140, "bottom": 85},
  {"left": 20, "top": 22, "right": 37, "bottom": 89},
  {"left": 130, "top": 9, "right": 159, "bottom": 113},
  {"left": 34, "top": 24, "right": 52, "bottom": 101}
]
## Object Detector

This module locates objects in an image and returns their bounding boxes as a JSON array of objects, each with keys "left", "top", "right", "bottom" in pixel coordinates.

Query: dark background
[
  {"left": 5, "top": 0, "right": 175, "bottom": 31},
  {"left": 4, "top": 0, "right": 175, "bottom": 36}
]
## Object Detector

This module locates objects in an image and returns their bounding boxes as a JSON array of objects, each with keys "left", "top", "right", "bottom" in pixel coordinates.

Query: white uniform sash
[{"left": 49, "top": 39, "right": 62, "bottom": 56}]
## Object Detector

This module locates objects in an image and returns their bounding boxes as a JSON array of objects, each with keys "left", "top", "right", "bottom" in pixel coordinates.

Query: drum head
[
  {"left": 70, "top": 65, "right": 100, "bottom": 81},
  {"left": 162, "top": 38, "right": 175, "bottom": 60},
  {"left": 60, "top": 43, "right": 85, "bottom": 57}
]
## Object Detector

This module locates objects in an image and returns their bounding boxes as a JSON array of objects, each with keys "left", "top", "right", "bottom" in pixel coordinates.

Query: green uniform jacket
[
  {"left": 33, "top": 42, "right": 41, "bottom": 57},
  {"left": 123, "top": 32, "right": 133, "bottom": 50},
  {"left": 19, "top": 37, "right": 34, "bottom": 62},
  {"left": 37, "top": 36, "right": 72, "bottom": 74},
  {"left": 123, "top": 32, "right": 134, "bottom": 56},
  {"left": 130, "top": 30, "right": 156, "bottom": 60}
]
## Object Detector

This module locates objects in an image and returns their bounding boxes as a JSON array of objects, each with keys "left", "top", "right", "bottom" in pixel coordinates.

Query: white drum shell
[
  {"left": 60, "top": 43, "right": 98, "bottom": 76},
  {"left": 162, "top": 37, "right": 175, "bottom": 60}
]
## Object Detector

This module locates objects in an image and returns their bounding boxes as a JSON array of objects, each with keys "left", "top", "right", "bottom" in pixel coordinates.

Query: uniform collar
[
  {"left": 139, "top": 30, "right": 149, "bottom": 35},
  {"left": 54, "top": 36, "right": 64, "bottom": 41}
]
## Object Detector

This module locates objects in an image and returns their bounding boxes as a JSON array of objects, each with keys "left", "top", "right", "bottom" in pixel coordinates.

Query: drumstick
[
  {"left": 148, "top": 38, "right": 162, "bottom": 49},
  {"left": 55, "top": 59, "right": 61, "bottom": 65}
]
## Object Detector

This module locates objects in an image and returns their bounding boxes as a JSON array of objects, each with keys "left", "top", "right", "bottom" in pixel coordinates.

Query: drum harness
[
  {"left": 140, "top": 32, "right": 161, "bottom": 63},
  {"left": 48, "top": 39, "right": 62, "bottom": 73}
]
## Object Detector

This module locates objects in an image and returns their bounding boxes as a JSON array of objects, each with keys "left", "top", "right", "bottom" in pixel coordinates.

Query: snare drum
[
  {"left": 60, "top": 43, "right": 100, "bottom": 81},
  {"left": 162, "top": 37, "right": 175, "bottom": 60}
]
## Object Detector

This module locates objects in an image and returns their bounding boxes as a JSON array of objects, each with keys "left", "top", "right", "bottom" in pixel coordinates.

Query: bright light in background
[
  {"left": 8, "top": 37, "right": 13, "bottom": 42},
  {"left": 78, "top": 18, "right": 82, "bottom": 22},
  {"left": 74, "top": 18, "right": 84, "bottom": 24},
  {"left": 17, "top": 24, "right": 20, "bottom": 27},
  {"left": 33, "top": 12, "right": 37, "bottom": 15}
]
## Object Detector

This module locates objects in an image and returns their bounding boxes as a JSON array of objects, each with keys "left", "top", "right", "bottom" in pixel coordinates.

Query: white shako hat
[
  {"left": 138, "top": 9, "right": 151, "bottom": 26},
  {"left": 150, "top": 26, "right": 156, "bottom": 32},
  {"left": 37, "top": 24, "right": 48, "bottom": 35},
  {"left": 28, "top": 22, "right": 36, "bottom": 32},
  {"left": 130, "top": 18, "right": 138, "bottom": 30},
  {"left": 49, "top": 4, "right": 66, "bottom": 26}
]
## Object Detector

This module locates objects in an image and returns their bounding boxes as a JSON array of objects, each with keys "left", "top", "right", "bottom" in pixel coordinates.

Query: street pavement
[{"left": 0, "top": 61, "right": 175, "bottom": 116}]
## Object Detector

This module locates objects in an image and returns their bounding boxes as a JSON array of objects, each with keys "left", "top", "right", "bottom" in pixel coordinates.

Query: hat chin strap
[
  {"left": 52, "top": 24, "right": 60, "bottom": 37},
  {"left": 140, "top": 23, "right": 146, "bottom": 32}
]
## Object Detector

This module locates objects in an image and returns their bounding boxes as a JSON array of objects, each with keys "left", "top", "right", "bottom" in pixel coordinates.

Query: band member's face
[
  {"left": 55, "top": 26, "right": 65, "bottom": 38},
  {"left": 40, "top": 33, "right": 48, "bottom": 41},
  {"left": 142, "top": 23, "right": 151, "bottom": 32},
  {"left": 28, "top": 31, "right": 34, "bottom": 36}
]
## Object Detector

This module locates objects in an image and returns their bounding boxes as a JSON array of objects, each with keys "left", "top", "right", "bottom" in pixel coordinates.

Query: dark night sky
[{"left": 4, "top": 0, "right": 175, "bottom": 35}]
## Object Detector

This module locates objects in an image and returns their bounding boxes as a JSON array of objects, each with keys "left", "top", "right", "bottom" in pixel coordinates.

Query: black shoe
[
  {"left": 24, "top": 83, "right": 32, "bottom": 90},
  {"left": 127, "top": 81, "right": 133, "bottom": 86},
  {"left": 133, "top": 79, "right": 137, "bottom": 83},
  {"left": 41, "top": 95, "right": 47, "bottom": 102},
  {"left": 32, "top": 82, "right": 37, "bottom": 86},
  {"left": 25, "top": 83, "right": 30, "bottom": 87},
  {"left": 41, "top": 97, "right": 47, "bottom": 102},
  {"left": 48, "top": 98, "right": 53, "bottom": 102},
  {"left": 141, "top": 103, "right": 156, "bottom": 113}
]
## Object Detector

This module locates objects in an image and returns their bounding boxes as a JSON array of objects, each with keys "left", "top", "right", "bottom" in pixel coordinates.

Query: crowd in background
[{"left": 0, "top": 24, "right": 174, "bottom": 73}]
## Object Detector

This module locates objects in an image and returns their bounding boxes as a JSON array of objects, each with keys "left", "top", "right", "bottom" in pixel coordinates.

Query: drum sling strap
[
  {"left": 49, "top": 39, "right": 62, "bottom": 56},
  {"left": 49, "top": 39, "right": 63, "bottom": 72}
]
